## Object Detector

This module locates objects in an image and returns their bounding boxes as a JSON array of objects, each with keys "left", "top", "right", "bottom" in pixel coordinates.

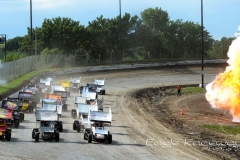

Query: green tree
[
  {"left": 140, "top": 7, "right": 170, "bottom": 58},
  {"left": 208, "top": 37, "right": 234, "bottom": 58},
  {"left": 40, "top": 17, "right": 86, "bottom": 54},
  {"left": 6, "top": 36, "right": 24, "bottom": 51}
]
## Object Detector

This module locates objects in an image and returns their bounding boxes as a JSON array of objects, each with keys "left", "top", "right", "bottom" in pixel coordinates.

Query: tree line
[{"left": 4, "top": 7, "right": 235, "bottom": 62}]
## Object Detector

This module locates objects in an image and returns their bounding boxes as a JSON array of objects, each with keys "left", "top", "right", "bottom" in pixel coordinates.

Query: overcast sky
[{"left": 0, "top": 0, "right": 240, "bottom": 40}]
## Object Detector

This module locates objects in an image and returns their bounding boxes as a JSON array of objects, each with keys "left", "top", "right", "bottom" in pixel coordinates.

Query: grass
[
  {"left": 0, "top": 68, "right": 54, "bottom": 94},
  {"left": 174, "top": 87, "right": 206, "bottom": 94},
  {"left": 182, "top": 87, "right": 206, "bottom": 94},
  {"left": 202, "top": 124, "right": 240, "bottom": 135}
]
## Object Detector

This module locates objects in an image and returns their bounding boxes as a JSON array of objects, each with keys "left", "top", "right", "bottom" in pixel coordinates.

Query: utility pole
[
  {"left": 4, "top": 34, "right": 6, "bottom": 62},
  {"left": 119, "top": 0, "right": 121, "bottom": 58},
  {"left": 201, "top": 0, "right": 204, "bottom": 88},
  {"left": 30, "top": 0, "right": 33, "bottom": 55},
  {"left": 35, "top": 28, "right": 37, "bottom": 55},
  {"left": 0, "top": 34, "right": 7, "bottom": 62}
]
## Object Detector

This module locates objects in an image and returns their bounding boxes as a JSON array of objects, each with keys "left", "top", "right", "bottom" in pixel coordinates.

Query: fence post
[
  {"left": 99, "top": 52, "right": 100, "bottom": 64},
  {"left": 74, "top": 53, "right": 76, "bottom": 67},
  {"left": 65, "top": 54, "right": 67, "bottom": 68}
]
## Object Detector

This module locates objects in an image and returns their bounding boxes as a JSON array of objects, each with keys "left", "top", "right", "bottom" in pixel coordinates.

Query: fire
[{"left": 205, "top": 36, "right": 240, "bottom": 122}]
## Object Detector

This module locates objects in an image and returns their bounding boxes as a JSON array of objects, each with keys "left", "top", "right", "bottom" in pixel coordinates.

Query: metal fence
[
  {"left": 0, "top": 53, "right": 226, "bottom": 85},
  {"left": 0, "top": 54, "right": 81, "bottom": 85}
]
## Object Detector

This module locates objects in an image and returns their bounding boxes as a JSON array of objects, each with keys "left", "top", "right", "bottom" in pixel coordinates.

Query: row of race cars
[{"left": 0, "top": 74, "right": 113, "bottom": 144}]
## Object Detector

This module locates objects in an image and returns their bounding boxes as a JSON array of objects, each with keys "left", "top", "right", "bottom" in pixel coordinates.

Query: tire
[
  {"left": 71, "top": 109, "right": 76, "bottom": 118},
  {"left": 6, "top": 130, "right": 11, "bottom": 141},
  {"left": 88, "top": 134, "right": 92, "bottom": 143},
  {"left": 77, "top": 124, "right": 81, "bottom": 133},
  {"left": 32, "top": 128, "right": 39, "bottom": 139},
  {"left": 35, "top": 133, "right": 39, "bottom": 142},
  {"left": 102, "top": 90, "right": 105, "bottom": 95},
  {"left": 29, "top": 106, "right": 33, "bottom": 113},
  {"left": 64, "top": 104, "right": 67, "bottom": 112},
  {"left": 55, "top": 131, "right": 59, "bottom": 142},
  {"left": 84, "top": 132, "right": 88, "bottom": 140},
  {"left": 73, "top": 120, "right": 79, "bottom": 130},
  {"left": 14, "top": 119, "right": 19, "bottom": 128},
  {"left": 59, "top": 123, "right": 63, "bottom": 132},
  {"left": 20, "top": 113, "right": 24, "bottom": 122},
  {"left": 79, "top": 86, "right": 83, "bottom": 94},
  {"left": 108, "top": 134, "right": 112, "bottom": 144},
  {"left": 32, "top": 102, "right": 37, "bottom": 109}
]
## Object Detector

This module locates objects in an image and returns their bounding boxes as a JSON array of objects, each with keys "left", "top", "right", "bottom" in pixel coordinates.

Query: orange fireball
[{"left": 206, "top": 36, "right": 240, "bottom": 122}]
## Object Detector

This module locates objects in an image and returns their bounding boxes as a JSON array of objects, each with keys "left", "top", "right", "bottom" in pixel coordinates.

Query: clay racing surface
[{"left": 1, "top": 63, "right": 238, "bottom": 160}]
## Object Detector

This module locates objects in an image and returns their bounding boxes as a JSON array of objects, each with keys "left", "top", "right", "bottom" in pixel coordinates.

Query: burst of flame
[{"left": 205, "top": 36, "right": 240, "bottom": 122}]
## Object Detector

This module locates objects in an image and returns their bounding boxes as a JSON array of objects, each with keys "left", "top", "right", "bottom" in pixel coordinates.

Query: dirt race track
[{"left": 1, "top": 63, "right": 239, "bottom": 160}]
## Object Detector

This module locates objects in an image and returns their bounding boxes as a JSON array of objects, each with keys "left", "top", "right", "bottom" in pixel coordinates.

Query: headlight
[{"left": 14, "top": 111, "right": 18, "bottom": 115}]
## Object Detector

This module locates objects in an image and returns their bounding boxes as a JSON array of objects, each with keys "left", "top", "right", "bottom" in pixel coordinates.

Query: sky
[{"left": 0, "top": 0, "right": 240, "bottom": 40}]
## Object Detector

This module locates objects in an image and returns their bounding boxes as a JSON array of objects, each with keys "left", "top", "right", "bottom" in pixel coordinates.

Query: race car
[
  {"left": 83, "top": 107, "right": 112, "bottom": 144},
  {"left": 69, "top": 76, "right": 81, "bottom": 92},
  {"left": 1, "top": 100, "right": 22, "bottom": 128},
  {"left": 18, "top": 91, "right": 35, "bottom": 112},
  {"left": 32, "top": 110, "right": 61, "bottom": 142},
  {"left": 72, "top": 97, "right": 98, "bottom": 133},
  {"left": 6, "top": 97, "right": 24, "bottom": 122},
  {"left": 0, "top": 109, "right": 12, "bottom": 141}
]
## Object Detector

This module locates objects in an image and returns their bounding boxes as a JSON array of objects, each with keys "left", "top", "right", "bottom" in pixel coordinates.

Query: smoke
[{"left": 234, "top": 25, "right": 240, "bottom": 37}]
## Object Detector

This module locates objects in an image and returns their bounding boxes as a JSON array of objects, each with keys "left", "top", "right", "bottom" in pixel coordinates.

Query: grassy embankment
[{"left": 180, "top": 87, "right": 240, "bottom": 135}]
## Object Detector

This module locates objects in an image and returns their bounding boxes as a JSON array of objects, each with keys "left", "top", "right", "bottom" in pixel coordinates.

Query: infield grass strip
[
  {"left": 173, "top": 87, "right": 206, "bottom": 94},
  {"left": 202, "top": 124, "right": 240, "bottom": 135},
  {"left": 0, "top": 69, "right": 52, "bottom": 94},
  {"left": 182, "top": 87, "right": 206, "bottom": 94}
]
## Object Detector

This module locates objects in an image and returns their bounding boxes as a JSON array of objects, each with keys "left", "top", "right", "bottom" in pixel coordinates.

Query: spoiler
[
  {"left": 35, "top": 110, "right": 58, "bottom": 121},
  {"left": 89, "top": 107, "right": 112, "bottom": 123},
  {"left": 51, "top": 84, "right": 66, "bottom": 92},
  {"left": 81, "top": 86, "right": 96, "bottom": 100},
  {"left": 59, "top": 81, "right": 71, "bottom": 88},
  {"left": 77, "top": 102, "right": 98, "bottom": 114},
  {"left": 74, "top": 96, "right": 87, "bottom": 104},
  {"left": 94, "top": 78, "right": 105, "bottom": 86},
  {"left": 1, "top": 100, "right": 17, "bottom": 110},
  {"left": 18, "top": 91, "right": 33, "bottom": 99},
  {"left": 0, "top": 108, "right": 12, "bottom": 119},
  {"left": 70, "top": 76, "right": 81, "bottom": 83}
]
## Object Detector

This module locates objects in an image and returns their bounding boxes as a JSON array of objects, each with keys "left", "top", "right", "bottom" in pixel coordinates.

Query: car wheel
[
  {"left": 20, "top": 113, "right": 24, "bottom": 122},
  {"left": 108, "top": 134, "right": 112, "bottom": 144},
  {"left": 6, "top": 130, "right": 11, "bottom": 141},
  {"left": 71, "top": 109, "right": 76, "bottom": 118},
  {"left": 77, "top": 124, "right": 81, "bottom": 133},
  {"left": 59, "top": 123, "right": 63, "bottom": 132},
  {"left": 88, "top": 134, "right": 92, "bottom": 143},
  {"left": 14, "top": 119, "right": 19, "bottom": 128},
  {"left": 55, "top": 131, "right": 60, "bottom": 142},
  {"left": 35, "top": 133, "right": 39, "bottom": 142}
]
